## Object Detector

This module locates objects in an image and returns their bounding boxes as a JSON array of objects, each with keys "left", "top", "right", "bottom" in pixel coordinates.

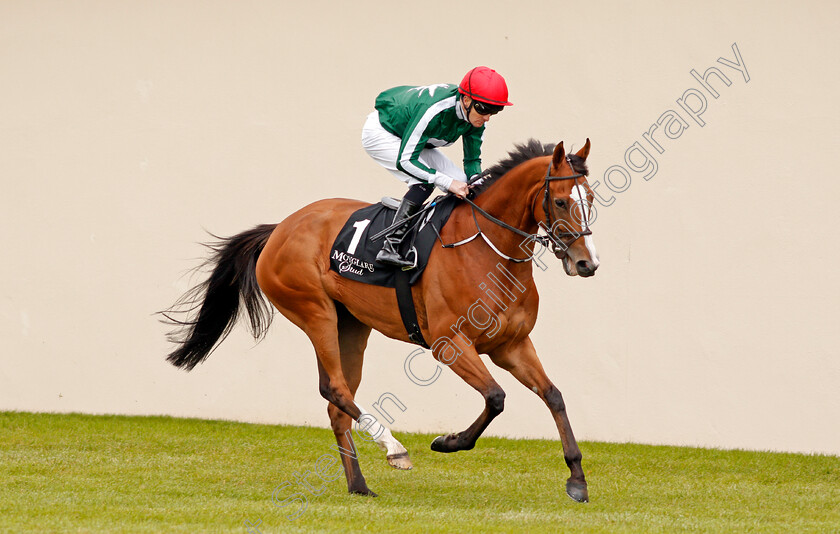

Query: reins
[
  {"left": 441, "top": 158, "right": 590, "bottom": 262},
  {"left": 439, "top": 198, "right": 542, "bottom": 263}
]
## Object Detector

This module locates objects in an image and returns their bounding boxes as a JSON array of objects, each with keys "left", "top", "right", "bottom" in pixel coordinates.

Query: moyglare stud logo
[{"left": 331, "top": 250, "right": 376, "bottom": 276}]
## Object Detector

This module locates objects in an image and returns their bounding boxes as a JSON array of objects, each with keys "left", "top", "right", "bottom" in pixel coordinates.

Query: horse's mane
[{"left": 472, "top": 138, "right": 589, "bottom": 195}]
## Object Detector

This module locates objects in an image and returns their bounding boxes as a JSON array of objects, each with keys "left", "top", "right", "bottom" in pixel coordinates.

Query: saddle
[
  {"left": 329, "top": 195, "right": 458, "bottom": 287},
  {"left": 329, "top": 194, "right": 459, "bottom": 347}
]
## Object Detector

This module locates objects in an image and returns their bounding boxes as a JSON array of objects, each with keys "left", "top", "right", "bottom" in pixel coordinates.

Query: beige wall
[{"left": 2, "top": 1, "right": 838, "bottom": 456}]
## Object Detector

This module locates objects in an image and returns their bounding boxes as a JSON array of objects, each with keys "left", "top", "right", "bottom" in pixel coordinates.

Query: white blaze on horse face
[
  {"left": 583, "top": 235, "right": 600, "bottom": 268},
  {"left": 569, "top": 183, "right": 591, "bottom": 230},
  {"left": 354, "top": 402, "right": 407, "bottom": 456},
  {"left": 570, "top": 183, "right": 600, "bottom": 268}
]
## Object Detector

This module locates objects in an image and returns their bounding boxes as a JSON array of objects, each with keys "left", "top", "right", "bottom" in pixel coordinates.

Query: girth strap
[{"left": 394, "top": 268, "right": 429, "bottom": 348}]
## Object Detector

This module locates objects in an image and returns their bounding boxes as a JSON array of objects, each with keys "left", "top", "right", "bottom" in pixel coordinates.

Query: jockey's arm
[
  {"left": 462, "top": 127, "right": 484, "bottom": 178},
  {"left": 395, "top": 117, "right": 455, "bottom": 193}
]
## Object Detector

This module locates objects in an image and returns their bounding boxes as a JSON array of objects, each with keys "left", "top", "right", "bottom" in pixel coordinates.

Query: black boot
[{"left": 376, "top": 198, "right": 421, "bottom": 267}]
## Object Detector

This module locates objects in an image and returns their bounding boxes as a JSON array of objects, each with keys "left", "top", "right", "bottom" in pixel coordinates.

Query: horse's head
[{"left": 539, "top": 139, "right": 600, "bottom": 277}]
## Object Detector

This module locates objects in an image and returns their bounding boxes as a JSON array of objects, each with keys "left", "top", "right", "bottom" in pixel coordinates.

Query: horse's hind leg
[
  {"left": 265, "top": 291, "right": 374, "bottom": 492},
  {"left": 326, "top": 402, "right": 372, "bottom": 494},
  {"left": 255, "top": 216, "right": 408, "bottom": 493},
  {"left": 333, "top": 304, "right": 412, "bottom": 470},
  {"left": 489, "top": 336, "right": 588, "bottom": 503},
  {"left": 323, "top": 319, "right": 372, "bottom": 496},
  {"left": 326, "top": 305, "right": 412, "bottom": 495}
]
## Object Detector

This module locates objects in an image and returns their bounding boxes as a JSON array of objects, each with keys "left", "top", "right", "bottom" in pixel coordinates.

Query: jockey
[{"left": 362, "top": 66, "right": 513, "bottom": 267}]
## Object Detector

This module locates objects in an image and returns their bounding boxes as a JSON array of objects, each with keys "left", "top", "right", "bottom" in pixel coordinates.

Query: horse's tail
[{"left": 161, "top": 224, "right": 277, "bottom": 371}]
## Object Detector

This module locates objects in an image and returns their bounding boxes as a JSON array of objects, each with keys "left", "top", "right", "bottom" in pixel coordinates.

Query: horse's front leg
[
  {"left": 489, "top": 336, "right": 588, "bottom": 503},
  {"left": 425, "top": 341, "right": 506, "bottom": 453}
]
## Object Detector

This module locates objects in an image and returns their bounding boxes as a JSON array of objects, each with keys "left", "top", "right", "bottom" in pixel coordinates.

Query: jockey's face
[{"left": 462, "top": 96, "right": 493, "bottom": 128}]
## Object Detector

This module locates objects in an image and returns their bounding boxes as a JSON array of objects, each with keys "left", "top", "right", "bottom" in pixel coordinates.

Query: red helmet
[{"left": 458, "top": 66, "right": 513, "bottom": 106}]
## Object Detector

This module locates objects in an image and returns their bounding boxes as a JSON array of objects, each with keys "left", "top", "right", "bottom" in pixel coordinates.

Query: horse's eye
[{"left": 554, "top": 199, "right": 567, "bottom": 210}]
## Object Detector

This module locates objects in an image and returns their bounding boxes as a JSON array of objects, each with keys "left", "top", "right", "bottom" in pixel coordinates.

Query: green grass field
[{"left": 1, "top": 412, "right": 838, "bottom": 533}]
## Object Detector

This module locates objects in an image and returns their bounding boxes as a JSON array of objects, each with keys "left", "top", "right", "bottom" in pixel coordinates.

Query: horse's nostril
[{"left": 576, "top": 260, "right": 597, "bottom": 276}]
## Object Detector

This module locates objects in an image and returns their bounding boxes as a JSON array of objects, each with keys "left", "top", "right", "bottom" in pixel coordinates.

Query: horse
[{"left": 162, "top": 138, "right": 599, "bottom": 503}]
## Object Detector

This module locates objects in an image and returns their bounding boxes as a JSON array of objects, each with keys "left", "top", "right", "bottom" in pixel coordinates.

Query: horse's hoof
[
  {"left": 431, "top": 434, "right": 470, "bottom": 453},
  {"left": 387, "top": 451, "right": 413, "bottom": 470},
  {"left": 430, "top": 435, "right": 452, "bottom": 453},
  {"left": 565, "top": 480, "right": 589, "bottom": 503},
  {"left": 349, "top": 487, "right": 378, "bottom": 497}
]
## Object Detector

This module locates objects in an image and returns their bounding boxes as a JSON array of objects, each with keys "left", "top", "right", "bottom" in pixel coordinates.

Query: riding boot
[{"left": 376, "top": 198, "right": 421, "bottom": 267}]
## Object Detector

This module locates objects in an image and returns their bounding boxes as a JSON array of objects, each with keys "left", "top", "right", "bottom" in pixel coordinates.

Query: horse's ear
[
  {"left": 552, "top": 141, "right": 566, "bottom": 168},
  {"left": 575, "top": 138, "right": 591, "bottom": 161}
]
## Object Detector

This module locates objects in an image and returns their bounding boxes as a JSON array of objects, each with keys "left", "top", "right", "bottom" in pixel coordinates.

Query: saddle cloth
[{"left": 329, "top": 195, "right": 458, "bottom": 288}]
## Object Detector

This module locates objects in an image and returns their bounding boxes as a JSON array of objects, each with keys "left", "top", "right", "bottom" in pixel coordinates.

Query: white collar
[{"left": 455, "top": 98, "right": 469, "bottom": 122}]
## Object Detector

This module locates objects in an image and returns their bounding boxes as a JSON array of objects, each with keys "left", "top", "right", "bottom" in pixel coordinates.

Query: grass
[{"left": 1, "top": 412, "right": 838, "bottom": 533}]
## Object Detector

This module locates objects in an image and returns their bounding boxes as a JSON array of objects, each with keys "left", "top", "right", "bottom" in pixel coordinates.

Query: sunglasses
[{"left": 472, "top": 100, "right": 504, "bottom": 116}]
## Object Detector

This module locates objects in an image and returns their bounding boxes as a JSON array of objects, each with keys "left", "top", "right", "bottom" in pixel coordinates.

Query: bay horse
[{"left": 163, "top": 138, "right": 599, "bottom": 503}]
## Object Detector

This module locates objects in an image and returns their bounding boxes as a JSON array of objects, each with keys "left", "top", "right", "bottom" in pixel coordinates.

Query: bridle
[
  {"left": 452, "top": 157, "right": 592, "bottom": 262},
  {"left": 539, "top": 156, "right": 592, "bottom": 258}
]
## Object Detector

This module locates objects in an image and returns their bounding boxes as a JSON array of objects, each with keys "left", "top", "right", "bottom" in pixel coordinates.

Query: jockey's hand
[{"left": 448, "top": 180, "right": 469, "bottom": 199}]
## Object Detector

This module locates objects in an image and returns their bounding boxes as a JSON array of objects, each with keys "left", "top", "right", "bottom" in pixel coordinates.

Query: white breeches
[{"left": 361, "top": 111, "right": 466, "bottom": 192}]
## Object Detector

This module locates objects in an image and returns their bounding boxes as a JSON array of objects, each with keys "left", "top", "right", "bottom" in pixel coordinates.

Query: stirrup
[{"left": 400, "top": 246, "right": 418, "bottom": 271}]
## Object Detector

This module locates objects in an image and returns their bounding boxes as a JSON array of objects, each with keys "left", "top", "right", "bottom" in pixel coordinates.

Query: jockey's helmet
[{"left": 458, "top": 67, "right": 513, "bottom": 112}]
